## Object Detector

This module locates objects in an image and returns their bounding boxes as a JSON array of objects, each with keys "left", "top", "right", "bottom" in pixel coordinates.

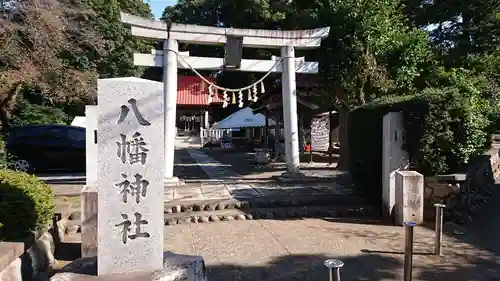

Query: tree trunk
[
  {"left": 0, "top": 107, "right": 9, "bottom": 136},
  {"left": 0, "top": 84, "right": 21, "bottom": 136}
]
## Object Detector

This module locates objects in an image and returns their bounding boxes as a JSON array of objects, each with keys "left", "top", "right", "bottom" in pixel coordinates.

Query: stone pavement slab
[
  {"left": 163, "top": 219, "right": 500, "bottom": 281},
  {"left": 200, "top": 185, "right": 232, "bottom": 199},
  {"left": 186, "top": 148, "right": 240, "bottom": 180},
  {"left": 191, "top": 220, "right": 289, "bottom": 266},
  {"left": 224, "top": 183, "right": 262, "bottom": 198},
  {"left": 173, "top": 187, "right": 204, "bottom": 200}
]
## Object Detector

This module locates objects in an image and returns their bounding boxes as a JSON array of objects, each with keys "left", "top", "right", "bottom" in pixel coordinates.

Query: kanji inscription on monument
[
  {"left": 115, "top": 212, "right": 150, "bottom": 244},
  {"left": 115, "top": 173, "right": 149, "bottom": 203},
  {"left": 116, "top": 132, "right": 149, "bottom": 165},
  {"left": 97, "top": 78, "right": 164, "bottom": 275}
]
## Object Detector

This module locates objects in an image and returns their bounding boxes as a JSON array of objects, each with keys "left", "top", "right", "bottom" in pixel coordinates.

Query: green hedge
[
  {"left": 0, "top": 170, "right": 54, "bottom": 240},
  {"left": 348, "top": 88, "right": 496, "bottom": 204}
]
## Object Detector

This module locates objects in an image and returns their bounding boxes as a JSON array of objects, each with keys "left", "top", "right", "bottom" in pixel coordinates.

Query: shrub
[
  {"left": 348, "top": 87, "right": 495, "bottom": 204},
  {"left": 11, "top": 97, "right": 69, "bottom": 127},
  {"left": 0, "top": 170, "right": 54, "bottom": 240},
  {"left": 404, "top": 87, "right": 494, "bottom": 176}
]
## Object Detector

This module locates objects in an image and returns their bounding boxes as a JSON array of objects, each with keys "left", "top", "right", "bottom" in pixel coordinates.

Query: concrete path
[
  {"left": 186, "top": 148, "right": 240, "bottom": 180},
  {"left": 51, "top": 148, "right": 353, "bottom": 202},
  {"left": 164, "top": 181, "right": 352, "bottom": 202},
  {"left": 202, "top": 148, "right": 348, "bottom": 182},
  {"left": 163, "top": 218, "right": 499, "bottom": 281},
  {"left": 55, "top": 193, "right": 500, "bottom": 281}
]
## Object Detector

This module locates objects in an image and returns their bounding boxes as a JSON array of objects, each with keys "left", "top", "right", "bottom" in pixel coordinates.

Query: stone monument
[
  {"left": 382, "top": 111, "right": 409, "bottom": 219},
  {"left": 51, "top": 78, "right": 207, "bottom": 281},
  {"left": 97, "top": 78, "right": 165, "bottom": 274}
]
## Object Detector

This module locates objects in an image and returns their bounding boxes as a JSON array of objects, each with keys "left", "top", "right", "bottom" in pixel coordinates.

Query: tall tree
[
  {"left": 163, "top": 0, "right": 431, "bottom": 107},
  {"left": 84, "top": 0, "right": 155, "bottom": 78},
  {"left": 404, "top": 0, "right": 500, "bottom": 62},
  {"left": 0, "top": 0, "right": 155, "bottom": 131},
  {"left": 0, "top": 0, "right": 105, "bottom": 133}
]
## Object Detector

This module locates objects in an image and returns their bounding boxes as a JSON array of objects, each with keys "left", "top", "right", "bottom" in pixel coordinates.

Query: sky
[{"left": 145, "top": 0, "right": 178, "bottom": 19}]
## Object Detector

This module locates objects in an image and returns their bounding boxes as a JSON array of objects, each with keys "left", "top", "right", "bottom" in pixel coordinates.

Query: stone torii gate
[{"left": 120, "top": 13, "right": 330, "bottom": 181}]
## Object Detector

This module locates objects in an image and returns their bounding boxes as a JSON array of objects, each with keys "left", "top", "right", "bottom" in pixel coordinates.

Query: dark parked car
[{"left": 5, "top": 124, "right": 86, "bottom": 173}]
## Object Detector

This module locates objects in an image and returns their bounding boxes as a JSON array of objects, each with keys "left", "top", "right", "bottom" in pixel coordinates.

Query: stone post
[
  {"left": 395, "top": 171, "right": 424, "bottom": 225},
  {"left": 81, "top": 185, "right": 97, "bottom": 258}
]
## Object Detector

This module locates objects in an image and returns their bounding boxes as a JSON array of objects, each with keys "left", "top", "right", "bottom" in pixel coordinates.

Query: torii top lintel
[{"left": 120, "top": 13, "right": 330, "bottom": 50}]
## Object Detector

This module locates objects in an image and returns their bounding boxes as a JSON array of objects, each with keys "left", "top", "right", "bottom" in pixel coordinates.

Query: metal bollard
[
  {"left": 434, "top": 203, "right": 446, "bottom": 256},
  {"left": 324, "top": 259, "right": 344, "bottom": 281},
  {"left": 403, "top": 221, "right": 416, "bottom": 281}
]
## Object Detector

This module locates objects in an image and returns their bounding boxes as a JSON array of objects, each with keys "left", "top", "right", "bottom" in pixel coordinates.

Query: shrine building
[{"left": 175, "top": 75, "right": 223, "bottom": 133}]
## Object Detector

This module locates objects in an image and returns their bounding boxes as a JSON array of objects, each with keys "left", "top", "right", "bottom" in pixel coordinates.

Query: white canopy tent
[
  {"left": 71, "top": 116, "right": 86, "bottom": 128},
  {"left": 212, "top": 107, "right": 275, "bottom": 129}
]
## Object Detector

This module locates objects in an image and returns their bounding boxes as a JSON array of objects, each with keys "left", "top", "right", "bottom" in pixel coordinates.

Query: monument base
[
  {"left": 277, "top": 171, "right": 306, "bottom": 183},
  {"left": 164, "top": 177, "right": 185, "bottom": 186},
  {"left": 50, "top": 252, "right": 207, "bottom": 281}
]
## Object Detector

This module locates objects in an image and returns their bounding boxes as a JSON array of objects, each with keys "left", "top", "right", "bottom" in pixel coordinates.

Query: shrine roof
[{"left": 177, "top": 76, "right": 222, "bottom": 106}]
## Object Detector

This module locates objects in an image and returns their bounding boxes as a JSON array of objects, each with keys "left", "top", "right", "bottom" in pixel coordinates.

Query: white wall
[
  {"left": 382, "top": 111, "right": 409, "bottom": 218},
  {"left": 85, "top": 105, "right": 98, "bottom": 186}
]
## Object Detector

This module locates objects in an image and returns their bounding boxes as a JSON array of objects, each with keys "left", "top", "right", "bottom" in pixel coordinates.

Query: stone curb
[
  {"left": 164, "top": 194, "right": 364, "bottom": 214},
  {"left": 54, "top": 194, "right": 367, "bottom": 235},
  {"left": 164, "top": 205, "right": 374, "bottom": 226}
]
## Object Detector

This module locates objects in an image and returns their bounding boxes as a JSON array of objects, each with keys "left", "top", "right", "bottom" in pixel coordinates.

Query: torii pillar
[
  {"left": 163, "top": 39, "right": 178, "bottom": 181},
  {"left": 121, "top": 13, "right": 330, "bottom": 179}
]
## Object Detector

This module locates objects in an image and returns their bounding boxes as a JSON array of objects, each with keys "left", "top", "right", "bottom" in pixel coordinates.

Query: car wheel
[{"left": 12, "top": 159, "right": 32, "bottom": 173}]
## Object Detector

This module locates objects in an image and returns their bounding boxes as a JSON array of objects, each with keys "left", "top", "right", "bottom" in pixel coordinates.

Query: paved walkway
[
  {"left": 54, "top": 190, "right": 500, "bottom": 281},
  {"left": 169, "top": 149, "right": 351, "bottom": 201},
  {"left": 186, "top": 148, "right": 240, "bottom": 179},
  {"left": 51, "top": 148, "right": 353, "bottom": 201},
  {"left": 163, "top": 218, "right": 499, "bottom": 281},
  {"left": 202, "top": 148, "right": 347, "bottom": 182},
  {"left": 165, "top": 181, "right": 352, "bottom": 201}
]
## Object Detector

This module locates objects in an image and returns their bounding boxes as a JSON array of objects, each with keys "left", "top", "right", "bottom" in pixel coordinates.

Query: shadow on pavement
[
  {"left": 206, "top": 254, "right": 402, "bottom": 281},
  {"left": 206, "top": 252, "right": 499, "bottom": 281},
  {"left": 443, "top": 183, "right": 500, "bottom": 257},
  {"left": 174, "top": 148, "right": 211, "bottom": 180}
]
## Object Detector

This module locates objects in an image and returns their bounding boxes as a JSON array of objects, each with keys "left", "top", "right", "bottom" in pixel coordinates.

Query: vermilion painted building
[{"left": 176, "top": 75, "right": 222, "bottom": 132}]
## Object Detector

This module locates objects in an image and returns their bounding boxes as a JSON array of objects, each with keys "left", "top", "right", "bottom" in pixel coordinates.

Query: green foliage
[
  {"left": 163, "top": 0, "right": 432, "bottom": 106},
  {"left": 404, "top": 87, "right": 494, "bottom": 176},
  {"left": 0, "top": 170, "right": 54, "bottom": 240},
  {"left": 349, "top": 76, "right": 496, "bottom": 202},
  {"left": 0, "top": 0, "right": 154, "bottom": 134},
  {"left": 11, "top": 97, "right": 69, "bottom": 126},
  {"left": 84, "top": 0, "right": 155, "bottom": 78},
  {"left": 284, "top": 0, "right": 432, "bottom": 105}
]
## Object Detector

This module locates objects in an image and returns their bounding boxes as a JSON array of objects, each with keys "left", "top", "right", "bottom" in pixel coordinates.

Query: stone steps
[
  {"left": 54, "top": 193, "right": 377, "bottom": 240},
  {"left": 164, "top": 204, "right": 376, "bottom": 225},
  {"left": 164, "top": 193, "right": 366, "bottom": 214},
  {"left": 57, "top": 204, "right": 378, "bottom": 244}
]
